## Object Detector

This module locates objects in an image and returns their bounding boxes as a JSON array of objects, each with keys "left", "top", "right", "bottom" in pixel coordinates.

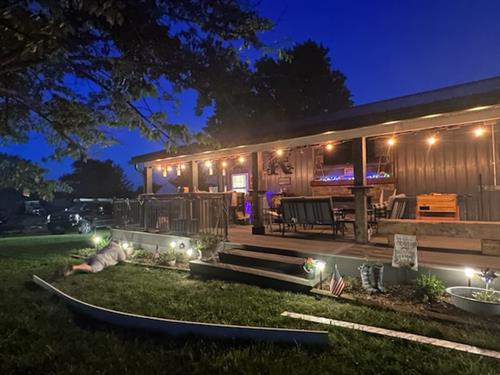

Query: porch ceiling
[{"left": 135, "top": 104, "right": 500, "bottom": 166}]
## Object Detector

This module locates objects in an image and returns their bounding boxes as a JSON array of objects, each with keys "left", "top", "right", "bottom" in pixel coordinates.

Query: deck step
[
  {"left": 222, "top": 242, "right": 329, "bottom": 260},
  {"left": 189, "top": 260, "right": 319, "bottom": 293},
  {"left": 218, "top": 248, "right": 307, "bottom": 276}
]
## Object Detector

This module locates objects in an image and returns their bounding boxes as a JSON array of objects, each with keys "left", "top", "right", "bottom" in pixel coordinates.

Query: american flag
[{"left": 329, "top": 264, "right": 345, "bottom": 296}]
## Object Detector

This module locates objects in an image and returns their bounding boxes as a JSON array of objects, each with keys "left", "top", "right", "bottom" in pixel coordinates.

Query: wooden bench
[{"left": 378, "top": 219, "right": 500, "bottom": 256}]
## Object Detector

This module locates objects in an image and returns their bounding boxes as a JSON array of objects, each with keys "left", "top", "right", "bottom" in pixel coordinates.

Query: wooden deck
[{"left": 227, "top": 226, "right": 500, "bottom": 270}]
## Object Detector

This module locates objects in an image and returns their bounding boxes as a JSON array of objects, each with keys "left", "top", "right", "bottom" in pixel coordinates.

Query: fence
[{"left": 113, "top": 193, "right": 230, "bottom": 238}]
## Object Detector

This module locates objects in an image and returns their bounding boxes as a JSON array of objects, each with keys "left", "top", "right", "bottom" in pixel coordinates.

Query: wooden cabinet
[{"left": 416, "top": 193, "right": 459, "bottom": 220}]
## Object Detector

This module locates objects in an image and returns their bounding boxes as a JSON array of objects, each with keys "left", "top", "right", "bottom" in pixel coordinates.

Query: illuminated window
[{"left": 231, "top": 173, "right": 249, "bottom": 193}]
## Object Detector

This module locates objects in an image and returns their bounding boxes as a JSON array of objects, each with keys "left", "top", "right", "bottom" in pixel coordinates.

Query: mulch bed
[{"left": 314, "top": 280, "right": 500, "bottom": 327}]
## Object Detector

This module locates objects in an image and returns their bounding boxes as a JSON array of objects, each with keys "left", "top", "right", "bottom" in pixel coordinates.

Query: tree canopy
[
  {"left": 205, "top": 40, "right": 352, "bottom": 145},
  {"left": 0, "top": 0, "right": 271, "bottom": 197},
  {"left": 60, "top": 159, "right": 133, "bottom": 198}
]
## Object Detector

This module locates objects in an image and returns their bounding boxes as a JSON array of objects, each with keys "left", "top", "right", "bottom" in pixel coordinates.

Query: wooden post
[
  {"left": 144, "top": 166, "right": 153, "bottom": 194},
  {"left": 351, "top": 137, "right": 369, "bottom": 243},
  {"left": 251, "top": 151, "right": 265, "bottom": 235},
  {"left": 190, "top": 161, "right": 198, "bottom": 192}
]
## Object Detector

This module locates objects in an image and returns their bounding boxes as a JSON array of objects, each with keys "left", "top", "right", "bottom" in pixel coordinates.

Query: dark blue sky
[{"left": 2, "top": 0, "right": 500, "bottom": 187}]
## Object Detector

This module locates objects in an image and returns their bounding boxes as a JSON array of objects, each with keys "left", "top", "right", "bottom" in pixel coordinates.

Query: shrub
[
  {"left": 193, "top": 234, "right": 222, "bottom": 260},
  {"left": 157, "top": 249, "right": 176, "bottom": 265},
  {"left": 472, "top": 290, "right": 500, "bottom": 303},
  {"left": 413, "top": 274, "right": 445, "bottom": 303}
]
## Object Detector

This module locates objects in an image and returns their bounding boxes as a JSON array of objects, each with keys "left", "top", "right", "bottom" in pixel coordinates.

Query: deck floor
[{"left": 227, "top": 225, "right": 500, "bottom": 270}]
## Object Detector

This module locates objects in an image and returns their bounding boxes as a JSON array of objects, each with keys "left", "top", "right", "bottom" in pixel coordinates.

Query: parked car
[{"left": 47, "top": 201, "right": 113, "bottom": 234}]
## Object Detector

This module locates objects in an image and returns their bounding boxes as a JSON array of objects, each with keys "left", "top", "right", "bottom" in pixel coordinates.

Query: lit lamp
[
  {"left": 276, "top": 149, "right": 284, "bottom": 157},
  {"left": 474, "top": 127, "right": 485, "bottom": 137},
  {"left": 221, "top": 160, "right": 227, "bottom": 176},
  {"left": 205, "top": 160, "right": 213, "bottom": 176},
  {"left": 464, "top": 267, "right": 474, "bottom": 287},
  {"left": 387, "top": 137, "right": 396, "bottom": 147},
  {"left": 121, "top": 241, "right": 129, "bottom": 250},
  {"left": 325, "top": 143, "right": 334, "bottom": 151},
  {"left": 238, "top": 156, "right": 245, "bottom": 164},
  {"left": 92, "top": 235, "right": 102, "bottom": 249},
  {"left": 427, "top": 136, "right": 437, "bottom": 146},
  {"left": 315, "top": 261, "right": 326, "bottom": 290},
  {"left": 169, "top": 241, "right": 177, "bottom": 249},
  {"left": 156, "top": 165, "right": 162, "bottom": 171},
  {"left": 167, "top": 166, "right": 173, "bottom": 172}
]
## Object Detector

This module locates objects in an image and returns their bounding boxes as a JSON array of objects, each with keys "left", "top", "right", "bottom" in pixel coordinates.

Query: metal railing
[{"left": 113, "top": 193, "right": 230, "bottom": 238}]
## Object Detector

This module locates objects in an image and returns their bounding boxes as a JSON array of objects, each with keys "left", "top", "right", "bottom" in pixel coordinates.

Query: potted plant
[
  {"left": 446, "top": 268, "right": 500, "bottom": 316},
  {"left": 303, "top": 257, "right": 316, "bottom": 279},
  {"left": 157, "top": 249, "right": 176, "bottom": 267}
]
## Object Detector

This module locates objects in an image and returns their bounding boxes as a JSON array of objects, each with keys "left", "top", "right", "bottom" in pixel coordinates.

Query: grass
[{"left": 1, "top": 233, "right": 499, "bottom": 374}]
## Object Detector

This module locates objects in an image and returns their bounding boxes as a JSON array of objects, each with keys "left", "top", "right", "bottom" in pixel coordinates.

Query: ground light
[
  {"left": 169, "top": 241, "right": 177, "bottom": 249},
  {"left": 92, "top": 235, "right": 102, "bottom": 249},
  {"left": 121, "top": 241, "right": 130, "bottom": 250},
  {"left": 315, "top": 261, "right": 326, "bottom": 290},
  {"left": 464, "top": 267, "right": 475, "bottom": 287}
]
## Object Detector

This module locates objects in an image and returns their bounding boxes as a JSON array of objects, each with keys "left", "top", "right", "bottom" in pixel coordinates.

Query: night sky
[{"left": 2, "top": 0, "right": 500, "bottom": 187}]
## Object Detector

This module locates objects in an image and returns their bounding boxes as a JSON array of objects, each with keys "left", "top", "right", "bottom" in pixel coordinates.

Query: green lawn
[{"left": 1, "top": 233, "right": 499, "bottom": 374}]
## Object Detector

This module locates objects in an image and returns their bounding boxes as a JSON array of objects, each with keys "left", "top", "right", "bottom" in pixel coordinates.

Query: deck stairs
[{"left": 189, "top": 242, "right": 324, "bottom": 292}]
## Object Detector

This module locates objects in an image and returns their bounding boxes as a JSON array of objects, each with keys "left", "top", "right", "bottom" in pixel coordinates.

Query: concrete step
[
  {"left": 189, "top": 260, "right": 319, "bottom": 293},
  {"left": 218, "top": 248, "right": 308, "bottom": 276}
]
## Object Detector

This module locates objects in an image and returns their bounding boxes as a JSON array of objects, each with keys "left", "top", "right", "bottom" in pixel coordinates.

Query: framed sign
[{"left": 278, "top": 176, "right": 291, "bottom": 185}]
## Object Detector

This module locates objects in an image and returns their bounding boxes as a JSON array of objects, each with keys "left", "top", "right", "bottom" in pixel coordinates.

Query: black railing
[{"left": 113, "top": 193, "right": 230, "bottom": 238}]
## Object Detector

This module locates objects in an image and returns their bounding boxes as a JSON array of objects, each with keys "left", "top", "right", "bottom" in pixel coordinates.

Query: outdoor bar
[{"left": 122, "top": 77, "right": 500, "bottom": 259}]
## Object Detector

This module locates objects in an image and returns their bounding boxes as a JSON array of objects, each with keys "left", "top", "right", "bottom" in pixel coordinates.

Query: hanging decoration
[{"left": 265, "top": 150, "right": 294, "bottom": 175}]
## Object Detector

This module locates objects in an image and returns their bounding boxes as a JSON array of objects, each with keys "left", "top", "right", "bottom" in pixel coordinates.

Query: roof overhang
[{"left": 137, "top": 104, "right": 500, "bottom": 167}]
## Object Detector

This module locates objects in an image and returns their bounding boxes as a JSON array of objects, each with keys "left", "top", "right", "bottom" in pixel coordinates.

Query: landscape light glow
[
  {"left": 464, "top": 267, "right": 474, "bottom": 278},
  {"left": 121, "top": 241, "right": 129, "bottom": 250},
  {"left": 186, "top": 248, "right": 193, "bottom": 257},
  {"left": 315, "top": 261, "right": 326, "bottom": 272},
  {"left": 169, "top": 241, "right": 177, "bottom": 249},
  {"left": 92, "top": 236, "right": 101, "bottom": 245}
]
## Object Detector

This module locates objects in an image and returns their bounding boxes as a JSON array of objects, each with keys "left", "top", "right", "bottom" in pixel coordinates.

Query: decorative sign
[
  {"left": 278, "top": 177, "right": 291, "bottom": 185},
  {"left": 392, "top": 234, "right": 418, "bottom": 271}
]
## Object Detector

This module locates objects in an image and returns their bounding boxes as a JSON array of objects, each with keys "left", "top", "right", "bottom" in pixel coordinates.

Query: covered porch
[{"left": 123, "top": 78, "right": 500, "bottom": 268}]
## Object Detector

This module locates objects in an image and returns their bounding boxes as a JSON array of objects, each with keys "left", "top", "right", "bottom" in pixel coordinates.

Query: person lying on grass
[{"left": 64, "top": 240, "right": 133, "bottom": 276}]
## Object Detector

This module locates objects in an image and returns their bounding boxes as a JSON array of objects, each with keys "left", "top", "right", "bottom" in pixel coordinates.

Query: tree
[
  {"left": 205, "top": 40, "right": 352, "bottom": 145},
  {"left": 60, "top": 159, "right": 133, "bottom": 198},
  {"left": 0, "top": 0, "right": 271, "bottom": 195}
]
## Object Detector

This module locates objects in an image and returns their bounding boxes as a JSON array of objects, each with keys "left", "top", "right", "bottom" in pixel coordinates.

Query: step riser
[
  {"left": 219, "top": 252, "right": 306, "bottom": 277},
  {"left": 190, "top": 262, "right": 313, "bottom": 293}
]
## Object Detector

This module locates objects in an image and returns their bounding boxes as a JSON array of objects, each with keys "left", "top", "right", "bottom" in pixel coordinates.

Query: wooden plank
[
  {"left": 33, "top": 275, "right": 328, "bottom": 346},
  {"left": 281, "top": 311, "right": 500, "bottom": 360}
]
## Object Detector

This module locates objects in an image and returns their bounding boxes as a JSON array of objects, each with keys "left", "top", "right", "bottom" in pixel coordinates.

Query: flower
[
  {"left": 479, "top": 268, "right": 498, "bottom": 288},
  {"left": 303, "top": 257, "right": 315, "bottom": 273}
]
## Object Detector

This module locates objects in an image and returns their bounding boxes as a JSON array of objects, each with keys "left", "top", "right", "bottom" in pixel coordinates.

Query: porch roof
[{"left": 131, "top": 76, "right": 500, "bottom": 166}]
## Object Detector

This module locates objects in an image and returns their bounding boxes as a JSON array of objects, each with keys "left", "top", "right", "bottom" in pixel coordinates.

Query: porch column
[
  {"left": 189, "top": 160, "right": 198, "bottom": 192},
  {"left": 351, "top": 137, "right": 370, "bottom": 243},
  {"left": 144, "top": 166, "right": 153, "bottom": 194},
  {"left": 251, "top": 151, "right": 265, "bottom": 235}
]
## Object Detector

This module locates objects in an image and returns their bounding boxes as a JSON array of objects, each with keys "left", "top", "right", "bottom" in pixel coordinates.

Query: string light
[
  {"left": 427, "top": 136, "right": 437, "bottom": 146},
  {"left": 276, "top": 149, "right": 284, "bottom": 157},
  {"left": 238, "top": 156, "right": 245, "bottom": 164},
  {"left": 387, "top": 137, "right": 396, "bottom": 147},
  {"left": 166, "top": 166, "right": 173, "bottom": 172},
  {"left": 180, "top": 164, "right": 186, "bottom": 170},
  {"left": 221, "top": 161, "right": 227, "bottom": 168},
  {"left": 325, "top": 143, "right": 334, "bottom": 151},
  {"left": 156, "top": 165, "right": 162, "bottom": 171},
  {"left": 474, "top": 127, "right": 485, "bottom": 137}
]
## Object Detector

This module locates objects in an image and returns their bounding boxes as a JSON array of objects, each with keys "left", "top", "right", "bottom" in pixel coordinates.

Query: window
[{"left": 231, "top": 173, "right": 249, "bottom": 193}]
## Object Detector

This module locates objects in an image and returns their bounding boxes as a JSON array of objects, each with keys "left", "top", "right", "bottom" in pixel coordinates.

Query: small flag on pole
[{"left": 329, "top": 264, "right": 345, "bottom": 296}]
